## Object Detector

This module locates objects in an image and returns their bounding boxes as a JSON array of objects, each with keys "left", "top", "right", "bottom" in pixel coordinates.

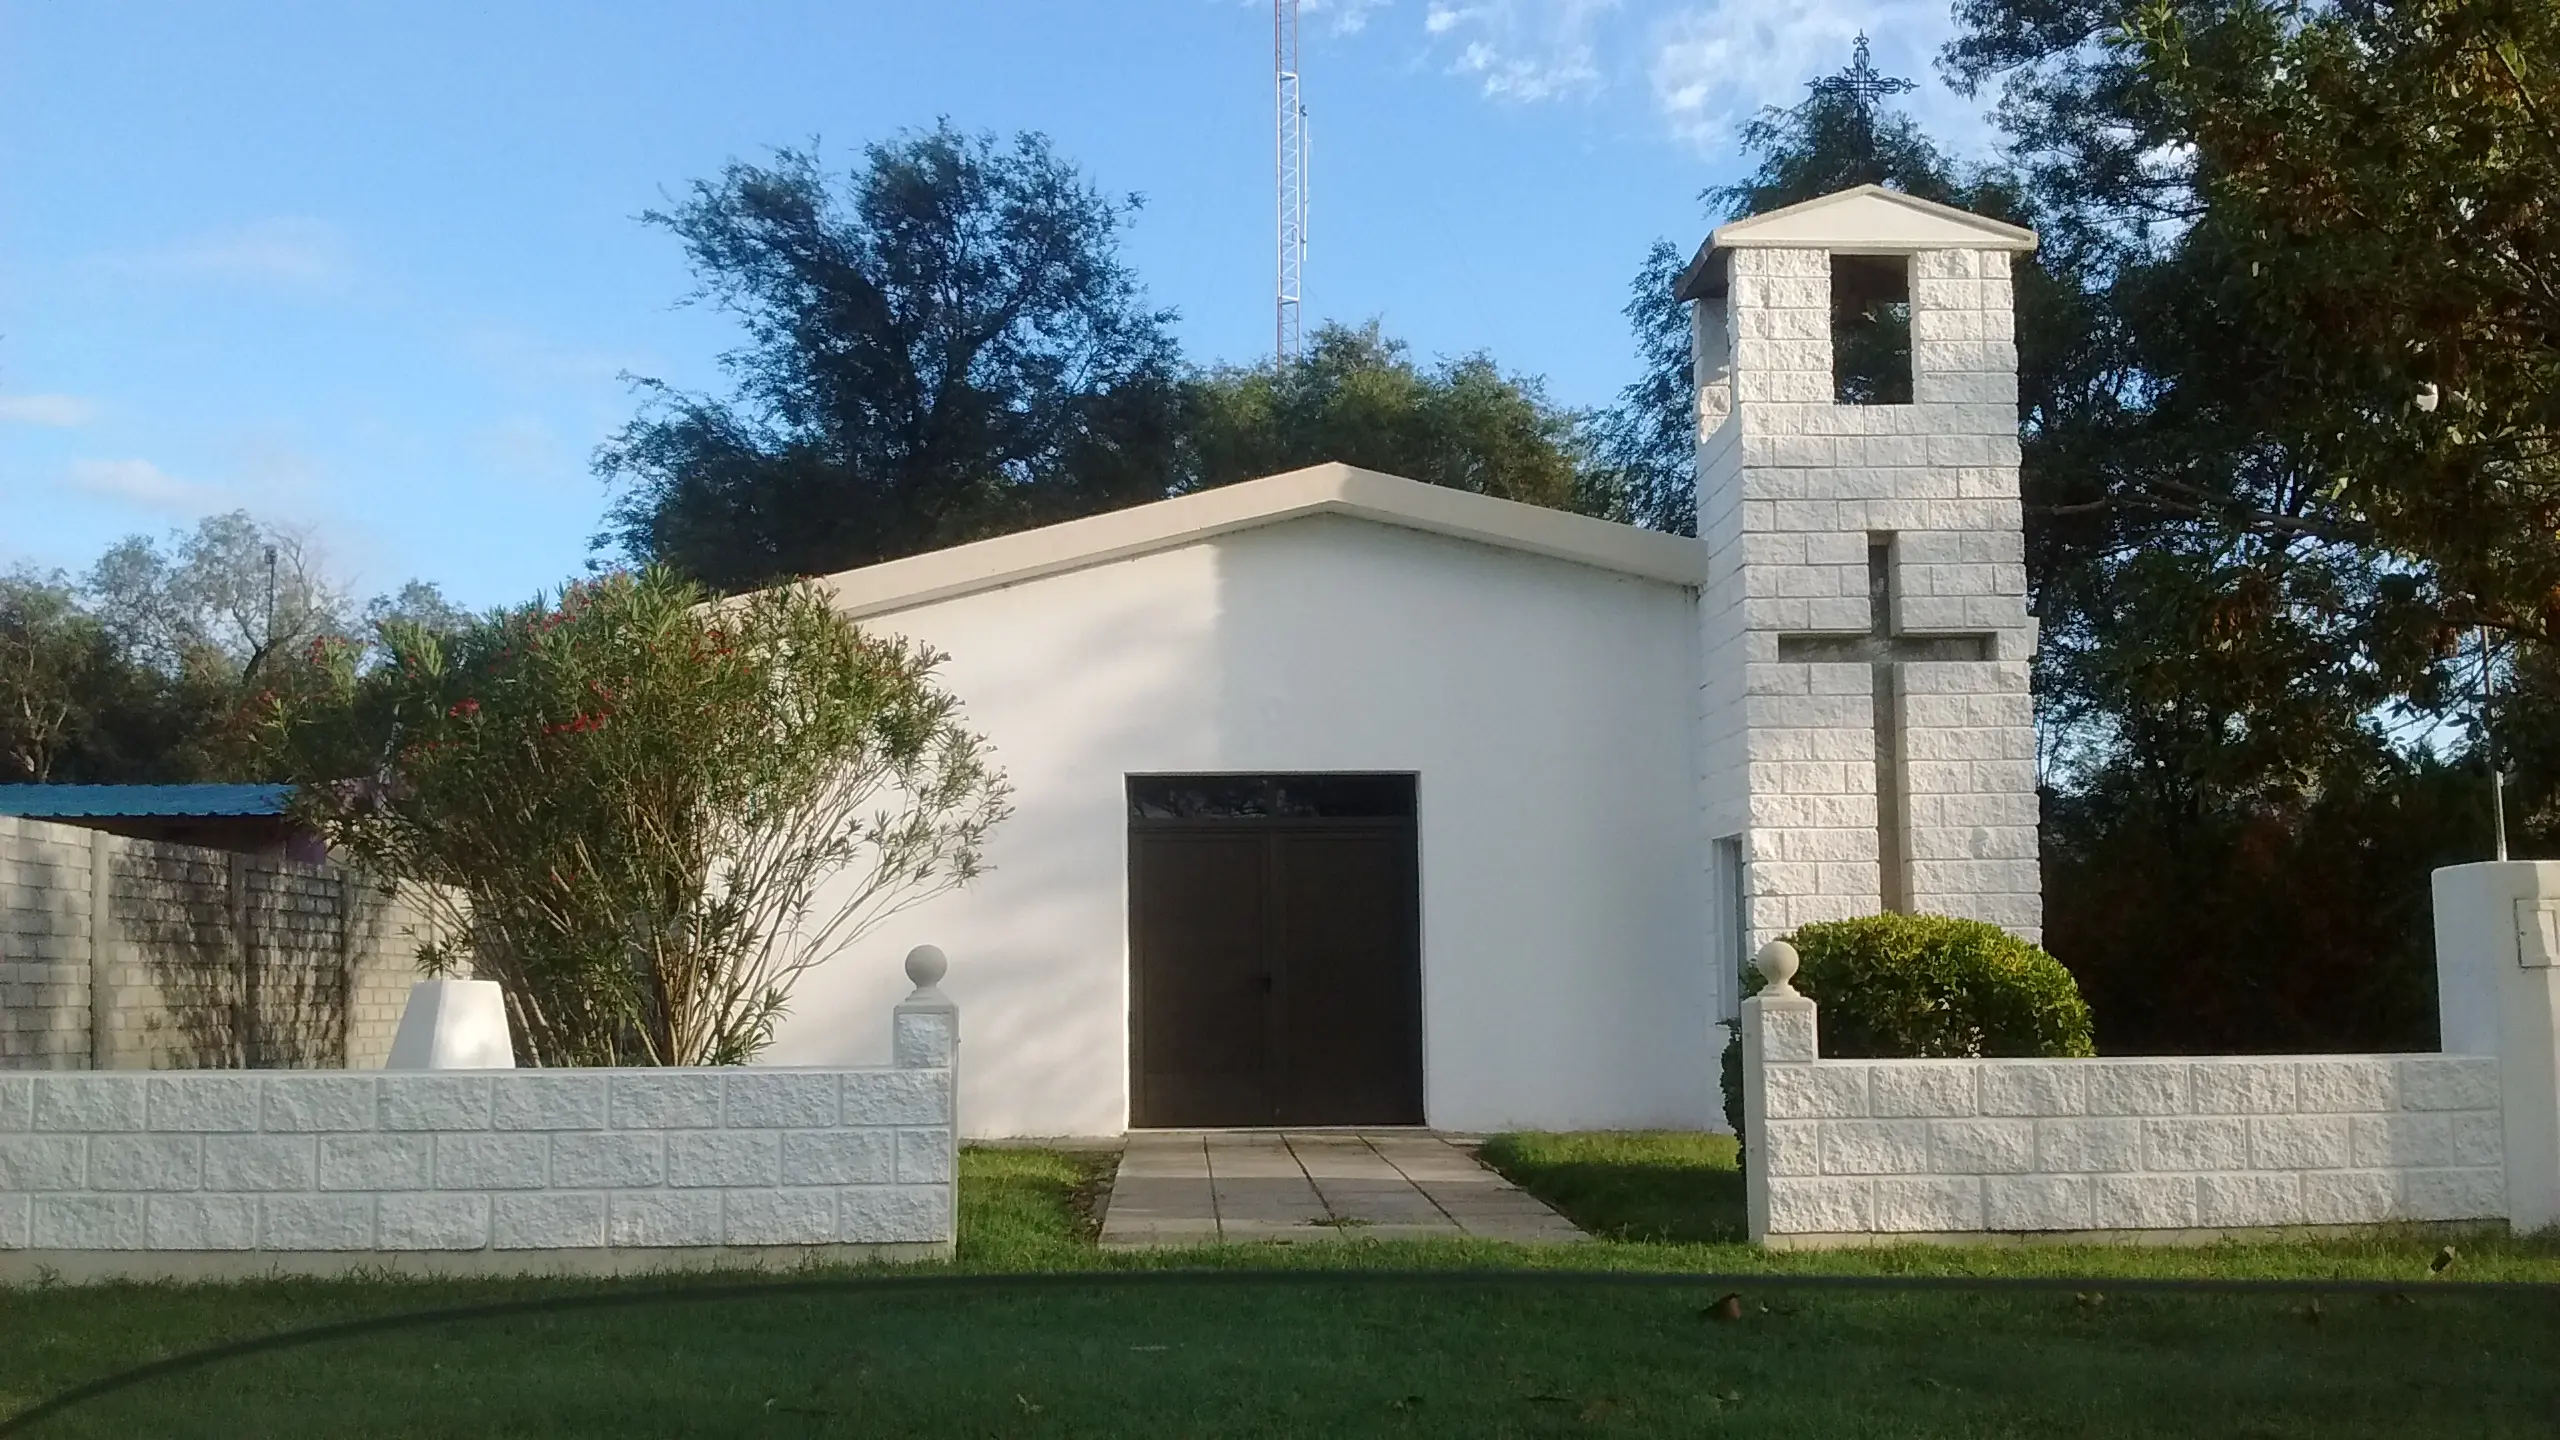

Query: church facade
[{"left": 760, "top": 186, "right": 2045, "bottom": 1138}]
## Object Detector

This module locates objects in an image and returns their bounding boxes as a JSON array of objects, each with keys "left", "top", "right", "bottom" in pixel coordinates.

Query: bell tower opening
[{"left": 1831, "top": 253, "right": 1913, "bottom": 406}]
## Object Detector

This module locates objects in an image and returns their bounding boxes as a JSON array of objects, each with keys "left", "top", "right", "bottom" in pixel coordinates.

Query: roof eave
[{"left": 815, "top": 463, "right": 1705, "bottom": 620}]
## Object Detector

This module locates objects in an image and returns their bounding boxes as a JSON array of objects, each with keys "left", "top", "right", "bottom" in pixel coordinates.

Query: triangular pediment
[
  {"left": 1712, "top": 185, "right": 2038, "bottom": 252},
  {"left": 1674, "top": 185, "right": 2037, "bottom": 300}
]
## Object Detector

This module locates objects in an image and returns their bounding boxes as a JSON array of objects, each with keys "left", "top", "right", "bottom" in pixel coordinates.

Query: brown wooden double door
[{"left": 1128, "top": 774, "right": 1423, "bottom": 1129}]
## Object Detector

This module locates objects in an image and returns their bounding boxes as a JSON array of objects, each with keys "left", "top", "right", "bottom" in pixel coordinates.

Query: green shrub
[
  {"left": 258, "top": 567, "right": 1011, "bottom": 1066},
  {"left": 1720, "top": 913, "right": 2095, "bottom": 1143}
]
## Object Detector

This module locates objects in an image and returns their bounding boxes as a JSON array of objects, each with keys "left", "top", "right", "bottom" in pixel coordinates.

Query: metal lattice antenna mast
[{"left": 1275, "top": 0, "right": 1307, "bottom": 363}]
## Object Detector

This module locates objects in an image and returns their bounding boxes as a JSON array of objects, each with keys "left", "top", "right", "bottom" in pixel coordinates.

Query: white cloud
[
  {"left": 0, "top": 394, "right": 103, "bottom": 427},
  {"left": 1648, "top": 2, "right": 1987, "bottom": 154},
  {"left": 1305, "top": 0, "right": 1393, "bottom": 35},
  {"left": 67, "top": 458, "right": 225, "bottom": 513},
  {"left": 1349, "top": 1, "right": 1997, "bottom": 152},
  {"left": 127, "top": 217, "right": 352, "bottom": 289},
  {"left": 1424, "top": 0, "right": 1619, "bottom": 103}
]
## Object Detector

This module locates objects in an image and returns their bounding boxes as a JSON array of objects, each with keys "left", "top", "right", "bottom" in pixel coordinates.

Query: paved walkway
[{"left": 1098, "top": 1131, "right": 1584, "bottom": 1248}]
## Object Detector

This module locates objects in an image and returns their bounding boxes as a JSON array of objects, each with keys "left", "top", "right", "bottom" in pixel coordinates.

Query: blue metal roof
[{"left": 0, "top": 784, "right": 294, "bottom": 818}]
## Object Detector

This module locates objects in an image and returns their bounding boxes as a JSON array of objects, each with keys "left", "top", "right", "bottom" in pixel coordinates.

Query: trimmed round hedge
[{"left": 1720, "top": 913, "right": 2094, "bottom": 1142}]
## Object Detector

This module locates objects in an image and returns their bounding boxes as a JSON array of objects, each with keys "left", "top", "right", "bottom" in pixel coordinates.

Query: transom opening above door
[{"left": 1128, "top": 773, "right": 1417, "bottom": 822}]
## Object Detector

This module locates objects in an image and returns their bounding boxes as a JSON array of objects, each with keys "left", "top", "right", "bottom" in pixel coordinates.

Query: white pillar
[
  {"left": 2432, "top": 861, "right": 2560, "bottom": 1232},
  {"left": 894, "top": 944, "right": 960, "bottom": 1240},
  {"left": 1738, "top": 940, "right": 1818, "bottom": 1244}
]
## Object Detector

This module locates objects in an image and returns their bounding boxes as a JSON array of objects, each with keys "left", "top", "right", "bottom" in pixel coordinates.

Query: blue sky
[{"left": 0, "top": 0, "right": 1995, "bottom": 610}]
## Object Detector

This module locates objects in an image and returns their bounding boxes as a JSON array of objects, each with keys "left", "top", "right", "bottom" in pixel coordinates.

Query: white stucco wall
[{"left": 768, "top": 513, "right": 1710, "bottom": 1138}]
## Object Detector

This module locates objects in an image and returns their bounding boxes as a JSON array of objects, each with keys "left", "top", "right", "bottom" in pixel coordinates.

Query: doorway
[{"left": 1127, "top": 773, "right": 1423, "bottom": 1128}]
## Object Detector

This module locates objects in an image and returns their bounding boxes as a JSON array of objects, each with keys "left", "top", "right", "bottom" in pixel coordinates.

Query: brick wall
[
  {"left": 0, "top": 996, "right": 958, "bottom": 1280},
  {"left": 0, "top": 815, "right": 448, "bottom": 1072},
  {"left": 1740, "top": 989, "right": 2505, "bottom": 1246}
]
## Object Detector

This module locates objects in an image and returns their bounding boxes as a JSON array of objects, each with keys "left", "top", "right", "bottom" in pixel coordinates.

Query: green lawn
[{"left": 2, "top": 1138, "right": 2557, "bottom": 1438}]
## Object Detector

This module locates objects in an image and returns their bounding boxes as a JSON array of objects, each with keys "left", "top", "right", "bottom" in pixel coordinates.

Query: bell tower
[{"left": 1683, "top": 186, "right": 2044, "bottom": 1013}]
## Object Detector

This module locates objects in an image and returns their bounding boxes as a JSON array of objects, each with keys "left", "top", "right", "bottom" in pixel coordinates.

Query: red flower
[{"left": 447, "top": 698, "right": 481, "bottom": 718}]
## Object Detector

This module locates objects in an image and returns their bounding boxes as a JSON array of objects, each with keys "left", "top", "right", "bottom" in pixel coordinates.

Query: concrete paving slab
[
  {"left": 1115, "top": 1137, "right": 1211, "bottom": 1180},
  {"left": 1104, "top": 1178, "right": 1216, "bottom": 1213},
  {"left": 1097, "top": 1131, "right": 1583, "bottom": 1249},
  {"left": 1290, "top": 1143, "right": 1406, "bottom": 1183},
  {"left": 1201, "top": 1142, "right": 1305, "bottom": 1180}
]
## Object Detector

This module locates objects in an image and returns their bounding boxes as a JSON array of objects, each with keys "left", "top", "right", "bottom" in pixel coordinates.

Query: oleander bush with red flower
[{"left": 254, "top": 566, "right": 1010, "bottom": 1065}]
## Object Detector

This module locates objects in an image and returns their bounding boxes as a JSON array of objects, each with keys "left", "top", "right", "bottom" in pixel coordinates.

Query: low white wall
[
  {"left": 1749, "top": 1040, "right": 2503, "bottom": 1244},
  {"left": 1733, "top": 861, "right": 2560, "bottom": 1247},
  {"left": 0, "top": 997, "right": 958, "bottom": 1281}
]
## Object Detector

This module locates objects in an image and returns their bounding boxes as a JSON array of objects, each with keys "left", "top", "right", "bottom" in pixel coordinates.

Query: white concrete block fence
[
  {"left": 0, "top": 947, "right": 960, "bottom": 1281},
  {"left": 1738, "top": 863, "right": 2560, "bottom": 1246}
]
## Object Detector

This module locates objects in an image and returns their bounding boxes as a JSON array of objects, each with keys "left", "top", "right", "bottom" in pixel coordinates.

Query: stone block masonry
[
  {"left": 1737, "top": 938, "right": 2509, "bottom": 1248},
  {"left": 0, "top": 944, "right": 961, "bottom": 1281},
  {"left": 0, "top": 815, "right": 450, "bottom": 1072},
  {"left": 1694, "top": 212, "right": 2044, "bottom": 1023}
]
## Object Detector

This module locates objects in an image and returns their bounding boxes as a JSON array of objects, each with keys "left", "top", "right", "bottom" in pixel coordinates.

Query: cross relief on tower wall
[{"left": 1697, "top": 237, "right": 2043, "bottom": 1003}]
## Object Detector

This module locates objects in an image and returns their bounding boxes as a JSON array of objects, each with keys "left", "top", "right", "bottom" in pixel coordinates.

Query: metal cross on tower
[
  {"left": 1773, "top": 535, "right": 1996, "bottom": 913},
  {"left": 1807, "top": 33, "right": 1914, "bottom": 170},
  {"left": 1275, "top": 0, "right": 1309, "bottom": 363}
]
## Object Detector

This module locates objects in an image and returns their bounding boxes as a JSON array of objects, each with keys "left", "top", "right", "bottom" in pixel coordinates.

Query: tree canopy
[
  {"left": 1943, "top": 0, "right": 2556, "bottom": 1048},
  {"left": 0, "top": 515, "right": 462, "bottom": 785},
  {"left": 597, "top": 125, "right": 1190, "bottom": 592},
  {"left": 1182, "top": 321, "right": 1588, "bottom": 511}
]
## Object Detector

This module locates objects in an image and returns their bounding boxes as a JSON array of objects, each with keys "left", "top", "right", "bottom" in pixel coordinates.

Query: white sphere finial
[
  {"left": 1754, "top": 940, "right": 1800, "bottom": 997},
  {"left": 904, "top": 944, "right": 948, "bottom": 990}
]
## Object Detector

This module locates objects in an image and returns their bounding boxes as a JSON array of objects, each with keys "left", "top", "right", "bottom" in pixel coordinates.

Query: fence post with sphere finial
[
  {"left": 892, "top": 944, "right": 959, "bottom": 1245},
  {"left": 1740, "top": 939, "right": 1821, "bottom": 1244}
]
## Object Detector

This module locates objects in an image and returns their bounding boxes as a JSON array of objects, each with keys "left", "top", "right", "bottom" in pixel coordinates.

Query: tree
[
  {"left": 2044, "top": 752, "right": 2481, "bottom": 1054},
  {"left": 1582, "top": 242, "right": 1697, "bottom": 534},
  {"left": 362, "top": 580, "right": 474, "bottom": 639},
  {"left": 1921, "top": 1, "right": 2549, "bottom": 1045},
  {"left": 0, "top": 520, "right": 468, "bottom": 784},
  {"left": 256, "top": 568, "right": 1011, "bottom": 1066},
  {"left": 1182, "top": 321, "right": 1588, "bottom": 511},
  {"left": 83, "top": 512, "right": 356, "bottom": 683},
  {"left": 2122, "top": 0, "right": 2560, "bottom": 646},
  {"left": 0, "top": 570, "right": 238, "bottom": 784},
  {"left": 599, "top": 125, "right": 1188, "bottom": 592},
  {"left": 0, "top": 574, "right": 110, "bottom": 782}
]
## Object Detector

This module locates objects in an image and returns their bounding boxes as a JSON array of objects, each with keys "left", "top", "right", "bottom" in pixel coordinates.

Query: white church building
[{"left": 761, "top": 186, "right": 2046, "bottom": 1139}]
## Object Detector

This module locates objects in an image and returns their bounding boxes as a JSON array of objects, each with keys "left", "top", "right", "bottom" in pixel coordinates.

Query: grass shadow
[{"left": 1476, "top": 1131, "right": 1747, "bottom": 1244}]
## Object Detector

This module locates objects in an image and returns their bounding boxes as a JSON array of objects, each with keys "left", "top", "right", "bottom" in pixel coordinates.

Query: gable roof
[
  {"left": 814, "top": 462, "right": 1705, "bottom": 619},
  {"left": 0, "top": 784, "right": 292, "bottom": 819},
  {"left": 1674, "top": 184, "right": 2039, "bottom": 301}
]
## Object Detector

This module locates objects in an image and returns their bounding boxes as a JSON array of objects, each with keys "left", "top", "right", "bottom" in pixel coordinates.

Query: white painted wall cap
[
  {"left": 1675, "top": 185, "right": 2039, "bottom": 300},
  {"left": 812, "top": 461, "right": 1707, "bottom": 620},
  {"left": 385, "top": 978, "right": 517, "bottom": 1069}
]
